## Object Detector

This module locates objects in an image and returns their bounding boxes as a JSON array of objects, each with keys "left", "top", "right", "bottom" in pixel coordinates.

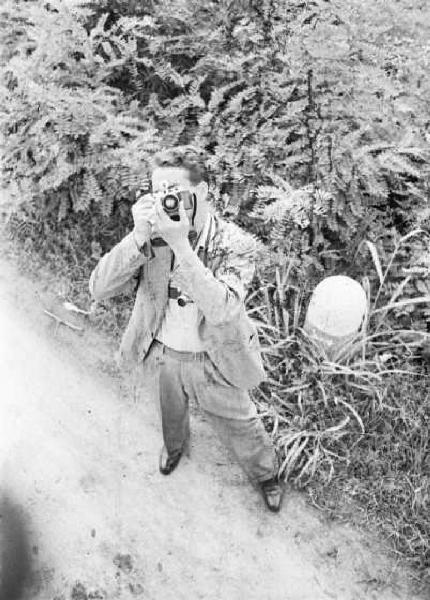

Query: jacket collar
[{"left": 195, "top": 211, "right": 216, "bottom": 250}]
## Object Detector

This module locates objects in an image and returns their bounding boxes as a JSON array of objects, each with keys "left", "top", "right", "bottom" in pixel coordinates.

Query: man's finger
[
  {"left": 178, "top": 199, "right": 187, "bottom": 220},
  {"left": 135, "top": 198, "right": 152, "bottom": 208},
  {"left": 135, "top": 194, "right": 154, "bottom": 207},
  {"left": 155, "top": 201, "right": 169, "bottom": 223},
  {"left": 153, "top": 194, "right": 163, "bottom": 209}
]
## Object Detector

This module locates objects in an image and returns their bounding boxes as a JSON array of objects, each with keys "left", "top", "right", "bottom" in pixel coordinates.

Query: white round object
[{"left": 305, "top": 276, "right": 367, "bottom": 338}]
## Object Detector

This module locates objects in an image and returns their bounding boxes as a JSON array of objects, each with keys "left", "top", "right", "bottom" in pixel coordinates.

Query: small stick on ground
[{"left": 43, "top": 309, "right": 83, "bottom": 332}]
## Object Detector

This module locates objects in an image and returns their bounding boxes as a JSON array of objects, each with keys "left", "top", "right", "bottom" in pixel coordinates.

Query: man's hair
[{"left": 151, "top": 145, "right": 209, "bottom": 186}]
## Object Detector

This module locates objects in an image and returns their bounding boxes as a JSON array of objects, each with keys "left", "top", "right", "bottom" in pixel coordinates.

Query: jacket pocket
[{"left": 203, "top": 355, "right": 236, "bottom": 388}]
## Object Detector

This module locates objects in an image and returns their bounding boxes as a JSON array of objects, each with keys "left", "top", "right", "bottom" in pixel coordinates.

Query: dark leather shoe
[
  {"left": 260, "top": 477, "right": 283, "bottom": 512},
  {"left": 159, "top": 446, "right": 183, "bottom": 475}
]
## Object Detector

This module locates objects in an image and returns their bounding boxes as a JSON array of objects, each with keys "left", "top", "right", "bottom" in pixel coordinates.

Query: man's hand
[
  {"left": 152, "top": 196, "right": 190, "bottom": 253},
  {"left": 132, "top": 193, "right": 156, "bottom": 247}
]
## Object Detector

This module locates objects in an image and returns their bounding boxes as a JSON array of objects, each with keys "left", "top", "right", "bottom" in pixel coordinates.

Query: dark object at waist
[
  {"left": 167, "top": 285, "right": 194, "bottom": 307},
  {"left": 150, "top": 237, "right": 168, "bottom": 247},
  {"left": 167, "top": 285, "right": 181, "bottom": 299}
]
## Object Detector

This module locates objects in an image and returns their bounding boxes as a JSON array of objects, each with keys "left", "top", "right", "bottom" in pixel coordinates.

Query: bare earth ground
[{"left": 0, "top": 252, "right": 426, "bottom": 600}]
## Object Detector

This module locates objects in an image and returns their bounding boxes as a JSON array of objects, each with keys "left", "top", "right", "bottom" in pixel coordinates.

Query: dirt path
[{"left": 0, "top": 255, "right": 424, "bottom": 600}]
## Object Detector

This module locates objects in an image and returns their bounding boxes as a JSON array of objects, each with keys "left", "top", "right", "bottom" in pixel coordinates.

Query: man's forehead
[{"left": 151, "top": 167, "right": 191, "bottom": 188}]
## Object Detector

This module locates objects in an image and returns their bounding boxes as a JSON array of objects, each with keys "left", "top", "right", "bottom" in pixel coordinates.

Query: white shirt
[{"left": 155, "top": 213, "right": 214, "bottom": 351}]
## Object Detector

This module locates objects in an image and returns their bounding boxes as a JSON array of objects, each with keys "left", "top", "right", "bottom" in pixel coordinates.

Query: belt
[{"left": 152, "top": 339, "right": 207, "bottom": 362}]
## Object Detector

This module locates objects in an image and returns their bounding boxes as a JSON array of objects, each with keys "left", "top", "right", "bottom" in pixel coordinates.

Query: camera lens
[
  {"left": 162, "top": 194, "right": 179, "bottom": 212},
  {"left": 178, "top": 296, "right": 193, "bottom": 307}
]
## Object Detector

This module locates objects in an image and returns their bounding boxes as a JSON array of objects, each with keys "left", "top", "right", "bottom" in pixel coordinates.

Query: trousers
[{"left": 144, "top": 339, "right": 278, "bottom": 484}]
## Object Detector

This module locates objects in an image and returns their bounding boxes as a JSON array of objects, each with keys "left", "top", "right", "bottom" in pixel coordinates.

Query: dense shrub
[{"left": 2, "top": 0, "right": 429, "bottom": 307}]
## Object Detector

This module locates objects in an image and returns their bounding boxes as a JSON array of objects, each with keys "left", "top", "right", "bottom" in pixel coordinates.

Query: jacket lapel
[
  {"left": 147, "top": 244, "right": 172, "bottom": 322},
  {"left": 199, "top": 214, "right": 220, "bottom": 269}
]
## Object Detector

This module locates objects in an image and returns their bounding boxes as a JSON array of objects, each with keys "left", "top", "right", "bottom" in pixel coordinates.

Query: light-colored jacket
[{"left": 89, "top": 213, "right": 266, "bottom": 389}]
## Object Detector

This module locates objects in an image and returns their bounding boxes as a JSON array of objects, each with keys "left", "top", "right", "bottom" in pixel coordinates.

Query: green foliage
[
  {"left": 249, "top": 232, "right": 430, "bottom": 579},
  {"left": 4, "top": 5, "right": 430, "bottom": 382},
  {"left": 100, "top": 0, "right": 429, "bottom": 287},
  {"left": 1, "top": 0, "right": 158, "bottom": 233},
  {"left": 307, "top": 375, "right": 430, "bottom": 582},
  {"left": 4, "top": 0, "right": 428, "bottom": 314}
]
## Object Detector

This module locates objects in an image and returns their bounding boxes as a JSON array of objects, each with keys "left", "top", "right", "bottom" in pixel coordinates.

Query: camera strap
[
  {"left": 150, "top": 229, "right": 196, "bottom": 247},
  {"left": 191, "top": 192, "right": 197, "bottom": 228}
]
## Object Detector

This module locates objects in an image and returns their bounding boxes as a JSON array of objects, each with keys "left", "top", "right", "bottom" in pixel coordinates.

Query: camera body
[
  {"left": 138, "top": 181, "right": 197, "bottom": 247},
  {"left": 156, "top": 184, "right": 196, "bottom": 222}
]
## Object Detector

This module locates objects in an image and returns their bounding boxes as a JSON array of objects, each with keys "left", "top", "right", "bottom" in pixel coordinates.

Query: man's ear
[{"left": 195, "top": 181, "right": 208, "bottom": 199}]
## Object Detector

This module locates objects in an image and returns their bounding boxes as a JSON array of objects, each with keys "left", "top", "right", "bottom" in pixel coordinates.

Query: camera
[
  {"left": 137, "top": 181, "right": 198, "bottom": 246},
  {"left": 158, "top": 186, "right": 196, "bottom": 222}
]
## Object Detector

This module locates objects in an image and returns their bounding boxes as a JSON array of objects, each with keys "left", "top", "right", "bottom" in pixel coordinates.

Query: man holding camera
[{"left": 89, "top": 146, "right": 283, "bottom": 512}]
